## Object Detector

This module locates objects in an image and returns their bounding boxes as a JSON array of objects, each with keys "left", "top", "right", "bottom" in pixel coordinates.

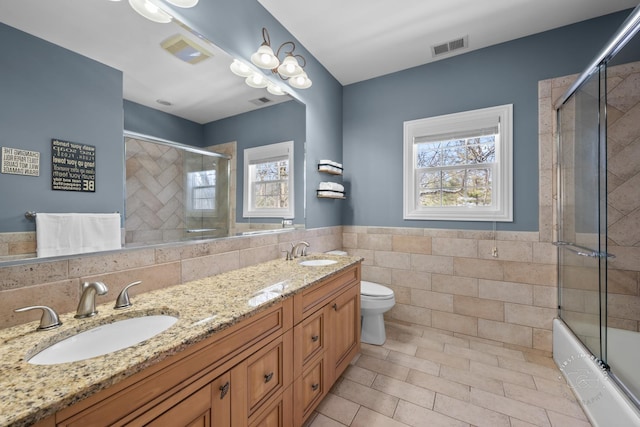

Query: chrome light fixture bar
[{"left": 250, "top": 27, "right": 312, "bottom": 90}]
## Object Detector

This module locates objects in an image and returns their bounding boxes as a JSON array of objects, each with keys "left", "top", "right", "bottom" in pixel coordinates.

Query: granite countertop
[{"left": 0, "top": 254, "right": 361, "bottom": 427}]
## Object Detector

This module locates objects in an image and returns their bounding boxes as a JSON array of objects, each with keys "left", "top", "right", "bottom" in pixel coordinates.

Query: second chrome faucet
[{"left": 75, "top": 281, "right": 108, "bottom": 318}]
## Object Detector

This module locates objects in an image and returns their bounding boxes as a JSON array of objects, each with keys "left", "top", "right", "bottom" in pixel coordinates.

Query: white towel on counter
[{"left": 36, "top": 213, "right": 121, "bottom": 258}]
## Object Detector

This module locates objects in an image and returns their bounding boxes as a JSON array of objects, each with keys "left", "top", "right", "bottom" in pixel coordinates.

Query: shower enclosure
[
  {"left": 124, "top": 132, "right": 231, "bottom": 246},
  {"left": 554, "top": 5, "right": 640, "bottom": 425}
]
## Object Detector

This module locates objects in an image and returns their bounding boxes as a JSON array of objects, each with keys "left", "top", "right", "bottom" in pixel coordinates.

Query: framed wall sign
[
  {"left": 1, "top": 147, "right": 40, "bottom": 176},
  {"left": 51, "top": 139, "right": 96, "bottom": 192}
]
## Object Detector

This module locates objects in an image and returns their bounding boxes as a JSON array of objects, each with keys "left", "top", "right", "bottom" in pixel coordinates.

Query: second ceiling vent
[{"left": 431, "top": 36, "right": 469, "bottom": 58}]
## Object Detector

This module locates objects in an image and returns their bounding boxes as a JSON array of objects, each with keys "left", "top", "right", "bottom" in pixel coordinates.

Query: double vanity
[{"left": 0, "top": 254, "right": 362, "bottom": 427}]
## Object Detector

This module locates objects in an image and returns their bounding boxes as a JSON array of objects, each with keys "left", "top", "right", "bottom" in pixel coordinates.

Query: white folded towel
[
  {"left": 317, "top": 190, "right": 345, "bottom": 199},
  {"left": 318, "top": 182, "right": 344, "bottom": 192},
  {"left": 36, "top": 213, "right": 121, "bottom": 258}
]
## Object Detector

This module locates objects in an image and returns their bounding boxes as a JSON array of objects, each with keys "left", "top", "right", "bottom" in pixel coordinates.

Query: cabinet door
[{"left": 328, "top": 284, "right": 360, "bottom": 383}]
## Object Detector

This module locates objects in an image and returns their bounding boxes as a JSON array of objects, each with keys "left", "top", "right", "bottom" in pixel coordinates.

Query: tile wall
[
  {"left": 343, "top": 226, "right": 558, "bottom": 353},
  {"left": 0, "top": 226, "right": 342, "bottom": 329}
]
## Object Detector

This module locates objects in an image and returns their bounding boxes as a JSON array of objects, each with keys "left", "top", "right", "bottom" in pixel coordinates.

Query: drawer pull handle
[
  {"left": 332, "top": 303, "right": 338, "bottom": 311},
  {"left": 311, "top": 335, "right": 319, "bottom": 342},
  {"left": 219, "top": 381, "right": 230, "bottom": 399},
  {"left": 264, "top": 372, "right": 274, "bottom": 383},
  {"left": 311, "top": 383, "right": 319, "bottom": 391}
]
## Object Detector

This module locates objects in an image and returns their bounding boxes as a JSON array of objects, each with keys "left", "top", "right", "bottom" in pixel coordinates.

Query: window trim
[
  {"left": 186, "top": 170, "right": 217, "bottom": 213},
  {"left": 243, "top": 140, "right": 294, "bottom": 218},
  {"left": 403, "top": 104, "right": 513, "bottom": 222}
]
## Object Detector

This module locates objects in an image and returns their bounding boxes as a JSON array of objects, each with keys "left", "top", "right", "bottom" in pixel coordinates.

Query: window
[
  {"left": 243, "top": 141, "right": 294, "bottom": 218},
  {"left": 403, "top": 104, "right": 513, "bottom": 221},
  {"left": 187, "top": 169, "right": 216, "bottom": 211}
]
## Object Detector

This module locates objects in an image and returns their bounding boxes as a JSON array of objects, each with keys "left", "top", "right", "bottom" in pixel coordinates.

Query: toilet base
[{"left": 361, "top": 314, "right": 386, "bottom": 345}]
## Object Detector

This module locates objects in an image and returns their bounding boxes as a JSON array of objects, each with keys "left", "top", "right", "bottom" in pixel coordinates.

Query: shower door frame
[{"left": 554, "top": 4, "right": 640, "bottom": 409}]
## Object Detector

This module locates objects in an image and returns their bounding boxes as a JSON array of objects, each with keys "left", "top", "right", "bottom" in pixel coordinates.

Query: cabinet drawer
[
  {"left": 294, "top": 309, "right": 324, "bottom": 373},
  {"left": 235, "top": 331, "right": 292, "bottom": 418},
  {"left": 293, "top": 352, "right": 326, "bottom": 425},
  {"left": 247, "top": 343, "right": 281, "bottom": 410},
  {"left": 144, "top": 383, "right": 211, "bottom": 427},
  {"left": 294, "top": 265, "right": 359, "bottom": 323},
  {"left": 300, "top": 356, "right": 324, "bottom": 412},
  {"left": 248, "top": 385, "right": 292, "bottom": 427}
]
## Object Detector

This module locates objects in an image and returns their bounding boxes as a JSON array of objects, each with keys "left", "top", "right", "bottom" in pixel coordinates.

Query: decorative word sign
[
  {"left": 1, "top": 147, "right": 40, "bottom": 176},
  {"left": 51, "top": 139, "right": 96, "bottom": 192}
]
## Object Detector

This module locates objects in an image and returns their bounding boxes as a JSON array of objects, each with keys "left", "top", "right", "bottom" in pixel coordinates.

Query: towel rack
[
  {"left": 25, "top": 211, "right": 120, "bottom": 220},
  {"left": 552, "top": 241, "right": 615, "bottom": 259}
]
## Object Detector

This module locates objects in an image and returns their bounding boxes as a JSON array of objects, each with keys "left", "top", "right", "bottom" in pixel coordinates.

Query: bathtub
[{"left": 553, "top": 319, "right": 640, "bottom": 426}]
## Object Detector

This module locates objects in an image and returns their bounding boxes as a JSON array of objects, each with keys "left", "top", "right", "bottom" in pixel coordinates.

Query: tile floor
[{"left": 304, "top": 321, "right": 592, "bottom": 427}]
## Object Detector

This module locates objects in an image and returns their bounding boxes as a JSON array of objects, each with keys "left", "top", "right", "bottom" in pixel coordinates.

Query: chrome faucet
[
  {"left": 75, "top": 281, "right": 108, "bottom": 318},
  {"left": 291, "top": 241, "right": 310, "bottom": 258},
  {"left": 14, "top": 305, "right": 62, "bottom": 331}
]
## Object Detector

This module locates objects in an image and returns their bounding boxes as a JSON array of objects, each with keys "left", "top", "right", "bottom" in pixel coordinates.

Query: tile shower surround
[{"left": 2, "top": 65, "right": 639, "bottom": 351}]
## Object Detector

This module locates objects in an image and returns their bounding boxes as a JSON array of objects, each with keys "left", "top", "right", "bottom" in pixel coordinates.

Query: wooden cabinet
[
  {"left": 50, "top": 263, "right": 360, "bottom": 427},
  {"left": 327, "top": 282, "right": 360, "bottom": 384},
  {"left": 56, "top": 301, "right": 291, "bottom": 427},
  {"left": 293, "top": 265, "right": 361, "bottom": 425}
]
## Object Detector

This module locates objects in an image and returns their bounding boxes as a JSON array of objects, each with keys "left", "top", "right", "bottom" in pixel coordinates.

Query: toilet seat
[{"left": 361, "top": 281, "right": 394, "bottom": 299}]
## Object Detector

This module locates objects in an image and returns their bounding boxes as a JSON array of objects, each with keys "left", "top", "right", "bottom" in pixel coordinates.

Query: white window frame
[
  {"left": 243, "top": 140, "right": 294, "bottom": 218},
  {"left": 186, "top": 169, "right": 217, "bottom": 213},
  {"left": 403, "top": 104, "right": 513, "bottom": 222}
]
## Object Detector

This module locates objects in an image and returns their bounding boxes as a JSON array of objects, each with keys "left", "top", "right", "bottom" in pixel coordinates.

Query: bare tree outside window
[
  {"left": 416, "top": 136, "right": 496, "bottom": 207},
  {"left": 251, "top": 159, "right": 289, "bottom": 209}
]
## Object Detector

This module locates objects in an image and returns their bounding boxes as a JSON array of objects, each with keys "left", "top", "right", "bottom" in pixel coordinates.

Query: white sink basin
[
  {"left": 299, "top": 259, "right": 338, "bottom": 267},
  {"left": 28, "top": 315, "right": 178, "bottom": 365}
]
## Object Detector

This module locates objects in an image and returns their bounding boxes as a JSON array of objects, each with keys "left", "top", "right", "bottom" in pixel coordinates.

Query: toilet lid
[{"left": 361, "top": 281, "right": 394, "bottom": 297}]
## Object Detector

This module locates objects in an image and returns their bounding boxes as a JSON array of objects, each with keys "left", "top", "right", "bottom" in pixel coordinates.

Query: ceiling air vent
[
  {"left": 431, "top": 36, "right": 468, "bottom": 58},
  {"left": 249, "top": 97, "right": 273, "bottom": 106}
]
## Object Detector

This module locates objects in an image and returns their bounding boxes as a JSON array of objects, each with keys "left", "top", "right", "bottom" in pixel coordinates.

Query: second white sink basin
[
  {"left": 28, "top": 315, "right": 178, "bottom": 365},
  {"left": 299, "top": 259, "right": 338, "bottom": 267}
]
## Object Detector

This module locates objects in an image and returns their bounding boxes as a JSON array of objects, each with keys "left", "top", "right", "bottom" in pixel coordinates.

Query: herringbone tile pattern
[{"left": 125, "top": 137, "right": 185, "bottom": 244}]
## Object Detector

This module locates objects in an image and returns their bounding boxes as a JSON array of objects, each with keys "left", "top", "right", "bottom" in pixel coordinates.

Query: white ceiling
[
  {"left": 258, "top": 0, "right": 640, "bottom": 85},
  {"left": 0, "top": 0, "right": 292, "bottom": 124}
]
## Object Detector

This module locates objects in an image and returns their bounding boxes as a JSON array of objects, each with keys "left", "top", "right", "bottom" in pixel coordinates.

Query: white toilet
[{"left": 360, "top": 280, "right": 396, "bottom": 345}]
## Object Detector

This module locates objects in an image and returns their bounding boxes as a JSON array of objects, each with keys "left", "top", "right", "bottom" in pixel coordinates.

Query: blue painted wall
[
  {"left": 161, "top": 0, "right": 344, "bottom": 229},
  {"left": 342, "top": 10, "right": 633, "bottom": 231},
  {"left": 205, "top": 100, "right": 306, "bottom": 225},
  {"left": 0, "top": 22, "right": 124, "bottom": 232},
  {"left": 124, "top": 100, "right": 204, "bottom": 146},
  {"left": 1, "top": 5, "right": 636, "bottom": 235}
]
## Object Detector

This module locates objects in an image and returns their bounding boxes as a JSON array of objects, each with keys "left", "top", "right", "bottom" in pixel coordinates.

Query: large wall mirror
[{"left": 0, "top": 0, "right": 306, "bottom": 264}]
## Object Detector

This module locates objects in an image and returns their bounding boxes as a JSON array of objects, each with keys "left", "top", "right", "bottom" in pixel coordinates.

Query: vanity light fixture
[
  {"left": 230, "top": 59, "right": 288, "bottom": 96},
  {"left": 250, "top": 27, "right": 312, "bottom": 89},
  {"left": 128, "top": 0, "right": 198, "bottom": 24}
]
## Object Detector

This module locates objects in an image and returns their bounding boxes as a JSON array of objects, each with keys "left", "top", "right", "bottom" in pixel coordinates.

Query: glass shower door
[
  {"left": 183, "top": 151, "right": 230, "bottom": 240},
  {"left": 556, "top": 65, "right": 607, "bottom": 361}
]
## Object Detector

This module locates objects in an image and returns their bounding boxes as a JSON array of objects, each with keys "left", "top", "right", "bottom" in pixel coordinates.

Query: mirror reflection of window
[
  {"left": 188, "top": 169, "right": 216, "bottom": 211},
  {"left": 251, "top": 159, "right": 289, "bottom": 209},
  {"left": 243, "top": 141, "right": 294, "bottom": 218}
]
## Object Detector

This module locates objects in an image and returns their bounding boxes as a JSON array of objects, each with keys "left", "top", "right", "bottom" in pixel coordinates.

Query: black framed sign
[{"left": 51, "top": 139, "right": 96, "bottom": 192}]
